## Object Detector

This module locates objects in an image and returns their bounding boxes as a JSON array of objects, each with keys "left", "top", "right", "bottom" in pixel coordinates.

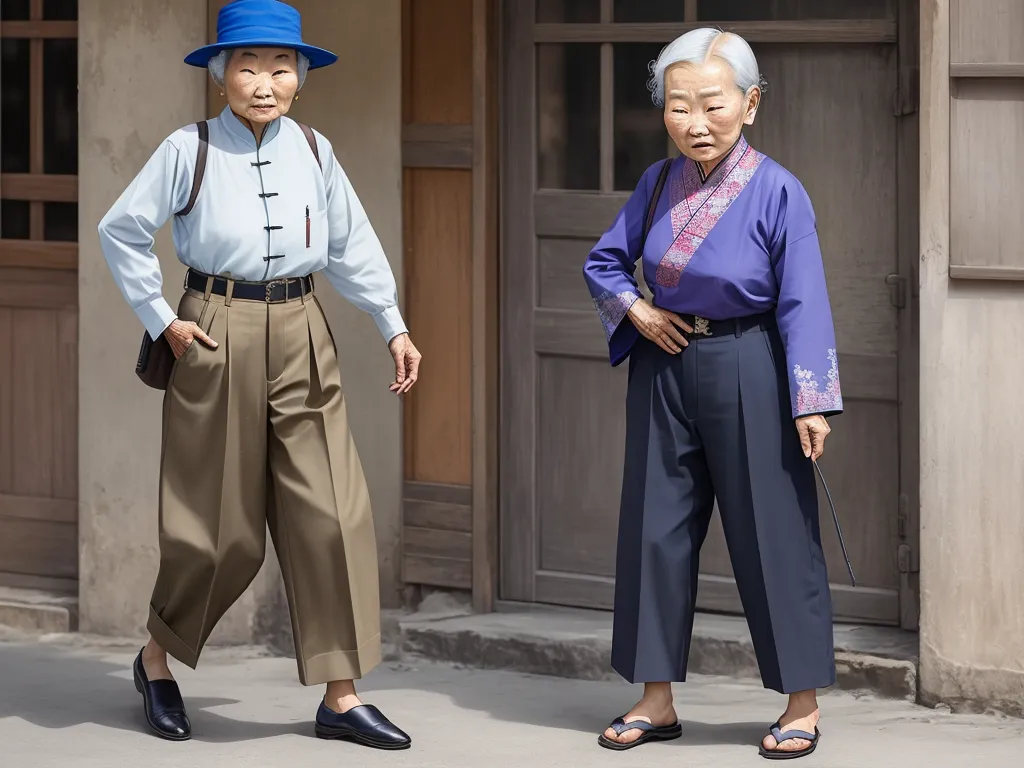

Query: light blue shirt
[{"left": 98, "top": 106, "right": 408, "bottom": 343}]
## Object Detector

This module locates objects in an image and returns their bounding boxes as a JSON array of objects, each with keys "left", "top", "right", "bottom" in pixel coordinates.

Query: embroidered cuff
[
  {"left": 594, "top": 290, "right": 641, "bottom": 340},
  {"left": 792, "top": 349, "right": 843, "bottom": 418}
]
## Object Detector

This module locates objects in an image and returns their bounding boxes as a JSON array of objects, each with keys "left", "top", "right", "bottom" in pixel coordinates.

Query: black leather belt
[
  {"left": 677, "top": 311, "right": 775, "bottom": 339},
  {"left": 185, "top": 269, "right": 313, "bottom": 303}
]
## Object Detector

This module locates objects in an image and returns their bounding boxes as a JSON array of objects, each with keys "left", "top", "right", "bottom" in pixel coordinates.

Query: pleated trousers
[
  {"left": 147, "top": 281, "right": 381, "bottom": 685},
  {"left": 611, "top": 321, "right": 836, "bottom": 694}
]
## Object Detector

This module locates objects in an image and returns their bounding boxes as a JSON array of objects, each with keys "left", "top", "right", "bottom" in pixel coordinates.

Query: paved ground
[{"left": 1, "top": 637, "right": 1022, "bottom": 768}]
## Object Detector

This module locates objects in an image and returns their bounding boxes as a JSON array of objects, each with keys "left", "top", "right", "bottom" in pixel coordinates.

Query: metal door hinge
[
  {"left": 897, "top": 543, "right": 913, "bottom": 574},
  {"left": 886, "top": 273, "right": 908, "bottom": 309}
]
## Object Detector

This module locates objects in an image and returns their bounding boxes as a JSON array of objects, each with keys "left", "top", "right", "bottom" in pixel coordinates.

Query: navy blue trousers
[{"left": 611, "top": 323, "right": 835, "bottom": 694}]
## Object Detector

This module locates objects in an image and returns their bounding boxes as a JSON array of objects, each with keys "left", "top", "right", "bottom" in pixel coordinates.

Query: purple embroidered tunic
[{"left": 583, "top": 135, "right": 843, "bottom": 419}]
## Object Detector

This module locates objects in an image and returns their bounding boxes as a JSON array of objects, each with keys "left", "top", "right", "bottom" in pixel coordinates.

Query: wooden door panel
[
  {"left": 0, "top": 298, "right": 78, "bottom": 581},
  {"left": 402, "top": 168, "right": 473, "bottom": 488},
  {"left": 513, "top": 42, "right": 901, "bottom": 624},
  {"left": 503, "top": 4, "right": 907, "bottom": 625},
  {"left": 400, "top": 0, "right": 498, "bottom": 599},
  {"left": 0, "top": 7, "right": 80, "bottom": 585},
  {"left": 12, "top": 309, "right": 58, "bottom": 497},
  {"left": 701, "top": 0, "right": 896, "bottom": 21},
  {"left": 538, "top": 238, "right": 595, "bottom": 311},
  {"left": 0, "top": 517, "right": 77, "bottom": 580},
  {"left": 0, "top": 307, "right": 12, "bottom": 493},
  {"left": 745, "top": 44, "right": 899, "bottom": 358},
  {"left": 52, "top": 308, "right": 77, "bottom": 500},
  {"left": 537, "top": 355, "right": 624, "bottom": 578}
]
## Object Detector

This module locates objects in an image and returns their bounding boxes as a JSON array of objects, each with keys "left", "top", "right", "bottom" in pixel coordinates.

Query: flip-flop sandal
[
  {"left": 758, "top": 721, "right": 820, "bottom": 760},
  {"left": 597, "top": 716, "right": 683, "bottom": 751}
]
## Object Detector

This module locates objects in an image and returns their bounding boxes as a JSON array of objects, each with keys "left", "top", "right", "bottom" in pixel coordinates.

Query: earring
[
  {"left": 294, "top": 94, "right": 299, "bottom": 101},
  {"left": 219, "top": 91, "right": 224, "bottom": 97}
]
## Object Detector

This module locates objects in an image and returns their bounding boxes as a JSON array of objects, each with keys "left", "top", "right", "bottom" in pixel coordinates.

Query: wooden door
[
  {"left": 400, "top": 0, "right": 500, "bottom": 609},
  {"left": 0, "top": 0, "right": 79, "bottom": 591},
  {"left": 501, "top": 0, "right": 918, "bottom": 626}
]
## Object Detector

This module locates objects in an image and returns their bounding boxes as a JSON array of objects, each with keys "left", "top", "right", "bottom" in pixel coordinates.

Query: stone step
[
  {"left": 394, "top": 603, "right": 919, "bottom": 702},
  {"left": 0, "top": 587, "right": 77, "bottom": 636}
]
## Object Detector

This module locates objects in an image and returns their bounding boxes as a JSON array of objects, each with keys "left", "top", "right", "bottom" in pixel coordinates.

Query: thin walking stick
[{"left": 813, "top": 460, "right": 856, "bottom": 587}]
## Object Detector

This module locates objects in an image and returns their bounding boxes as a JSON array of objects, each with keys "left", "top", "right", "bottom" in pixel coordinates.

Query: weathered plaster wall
[{"left": 918, "top": 0, "right": 1024, "bottom": 717}]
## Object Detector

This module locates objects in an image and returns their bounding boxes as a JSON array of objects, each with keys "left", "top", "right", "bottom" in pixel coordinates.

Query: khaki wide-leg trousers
[{"left": 147, "top": 280, "right": 381, "bottom": 685}]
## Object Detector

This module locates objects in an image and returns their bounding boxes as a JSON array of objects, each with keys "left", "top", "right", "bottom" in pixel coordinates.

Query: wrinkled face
[
  {"left": 224, "top": 47, "right": 300, "bottom": 126},
  {"left": 663, "top": 58, "right": 760, "bottom": 166}
]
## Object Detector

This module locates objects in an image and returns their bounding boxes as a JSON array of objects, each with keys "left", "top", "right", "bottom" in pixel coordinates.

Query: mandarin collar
[{"left": 219, "top": 104, "right": 282, "bottom": 147}]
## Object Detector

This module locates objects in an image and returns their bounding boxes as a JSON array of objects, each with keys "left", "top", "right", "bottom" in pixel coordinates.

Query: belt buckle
[
  {"left": 692, "top": 316, "right": 712, "bottom": 337},
  {"left": 265, "top": 279, "right": 288, "bottom": 303}
]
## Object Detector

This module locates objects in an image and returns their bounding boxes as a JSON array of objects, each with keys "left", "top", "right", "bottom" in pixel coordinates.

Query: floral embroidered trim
[
  {"left": 793, "top": 348, "right": 843, "bottom": 415},
  {"left": 594, "top": 290, "right": 640, "bottom": 339},
  {"left": 655, "top": 136, "right": 765, "bottom": 288}
]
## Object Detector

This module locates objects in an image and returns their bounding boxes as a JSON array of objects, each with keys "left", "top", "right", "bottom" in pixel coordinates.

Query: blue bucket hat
[{"left": 184, "top": 0, "right": 338, "bottom": 70}]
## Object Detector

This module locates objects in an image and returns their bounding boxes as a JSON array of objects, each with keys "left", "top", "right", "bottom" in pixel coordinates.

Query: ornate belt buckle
[
  {"left": 265, "top": 279, "right": 288, "bottom": 303},
  {"left": 693, "top": 315, "right": 712, "bottom": 337}
]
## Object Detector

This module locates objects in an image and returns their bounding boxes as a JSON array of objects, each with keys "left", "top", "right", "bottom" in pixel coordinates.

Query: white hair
[
  {"left": 207, "top": 48, "right": 311, "bottom": 89},
  {"left": 648, "top": 28, "right": 766, "bottom": 107}
]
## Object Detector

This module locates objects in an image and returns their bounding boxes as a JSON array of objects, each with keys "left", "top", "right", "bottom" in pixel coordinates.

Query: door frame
[
  {"left": 894, "top": 0, "right": 921, "bottom": 631},
  {"left": 497, "top": 2, "right": 922, "bottom": 630}
]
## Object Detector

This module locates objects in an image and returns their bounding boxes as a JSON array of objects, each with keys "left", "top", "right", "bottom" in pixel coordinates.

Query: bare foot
[
  {"left": 602, "top": 682, "right": 678, "bottom": 746},
  {"left": 324, "top": 679, "right": 363, "bottom": 714},
  {"left": 762, "top": 690, "right": 820, "bottom": 754},
  {"left": 141, "top": 638, "right": 174, "bottom": 682}
]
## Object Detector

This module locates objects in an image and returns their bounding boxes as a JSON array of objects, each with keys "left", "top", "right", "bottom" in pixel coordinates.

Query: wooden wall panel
[
  {"left": 0, "top": 308, "right": 12, "bottom": 494},
  {"left": 404, "top": 0, "right": 474, "bottom": 124},
  {"left": 949, "top": 80, "right": 1024, "bottom": 276},
  {"left": 402, "top": 168, "right": 473, "bottom": 487},
  {"left": 13, "top": 310, "right": 57, "bottom": 498},
  {"left": 951, "top": 0, "right": 1024, "bottom": 64},
  {"left": 948, "top": 1, "right": 1024, "bottom": 280},
  {"left": 0, "top": 298, "right": 79, "bottom": 581},
  {"left": 0, "top": 517, "right": 77, "bottom": 580},
  {"left": 401, "top": 0, "right": 496, "bottom": 601},
  {"left": 0, "top": 10, "right": 80, "bottom": 586},
  {"left": 401, "top": 481, "right": 473, "bottom": 589}
]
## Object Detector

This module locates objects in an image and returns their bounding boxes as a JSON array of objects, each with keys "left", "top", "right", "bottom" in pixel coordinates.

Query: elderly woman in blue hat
[{"left": 98, "top": 0, "right": 417, "bottom": 749}]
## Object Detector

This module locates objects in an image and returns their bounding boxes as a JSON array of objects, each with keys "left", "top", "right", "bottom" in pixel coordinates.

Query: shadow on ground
[
  {"left": 0, "top": 643, "right": 307, "bottom": 743},
  {"left": 0, "top": 642, "right": 767, "bottom": 748},
  {"left": 358, "top": 658, "right": 769, "bottom": 748}
]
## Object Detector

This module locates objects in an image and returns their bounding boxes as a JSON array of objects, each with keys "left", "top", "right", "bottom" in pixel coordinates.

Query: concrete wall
[
  {"left": 284, "top": 0, "right": 405, "bottom": 611},
  {"left": 918, "top": 0, "right": 1024, "bottom": 717},
  {"left": 78, "top": 0, "right": 213, "bottom": 637},
  {"left": 78, "top": 0, "right": 405, "bottom": 647}
]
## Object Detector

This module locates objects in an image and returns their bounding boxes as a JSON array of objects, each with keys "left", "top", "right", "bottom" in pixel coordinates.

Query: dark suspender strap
[
  {"left": 177, "top": 120, "right": 209, "bottom": 216},
  {"left": 297, "top": 121, "right": 321, "bottom": 170},
  {"left": 640, "top": 158, "right": 671, "bottom": 254}
]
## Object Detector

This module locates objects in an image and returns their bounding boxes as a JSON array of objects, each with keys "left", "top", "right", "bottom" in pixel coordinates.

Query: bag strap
[
  {"left": 297, "top": 121, "right": 321, "bottom": 170},
  {"left": 177, "top": 120, "right": 209, "bottom": 217},
  {"left": 177, "top": 119, "right": 322, "bottom": 217},
  {"left": 640, "top": 158, "right": 672, "bottom": 255}
]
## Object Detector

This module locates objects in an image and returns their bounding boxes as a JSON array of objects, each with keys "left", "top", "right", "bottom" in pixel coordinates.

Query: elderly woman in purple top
[{"left": 584, "top": 29, "right": 840, "bottom": 760}]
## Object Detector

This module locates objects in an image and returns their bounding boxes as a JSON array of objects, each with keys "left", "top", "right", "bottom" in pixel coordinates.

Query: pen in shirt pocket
[{"left": 305, "top": 205, "right": 310, "bottom": 248}]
